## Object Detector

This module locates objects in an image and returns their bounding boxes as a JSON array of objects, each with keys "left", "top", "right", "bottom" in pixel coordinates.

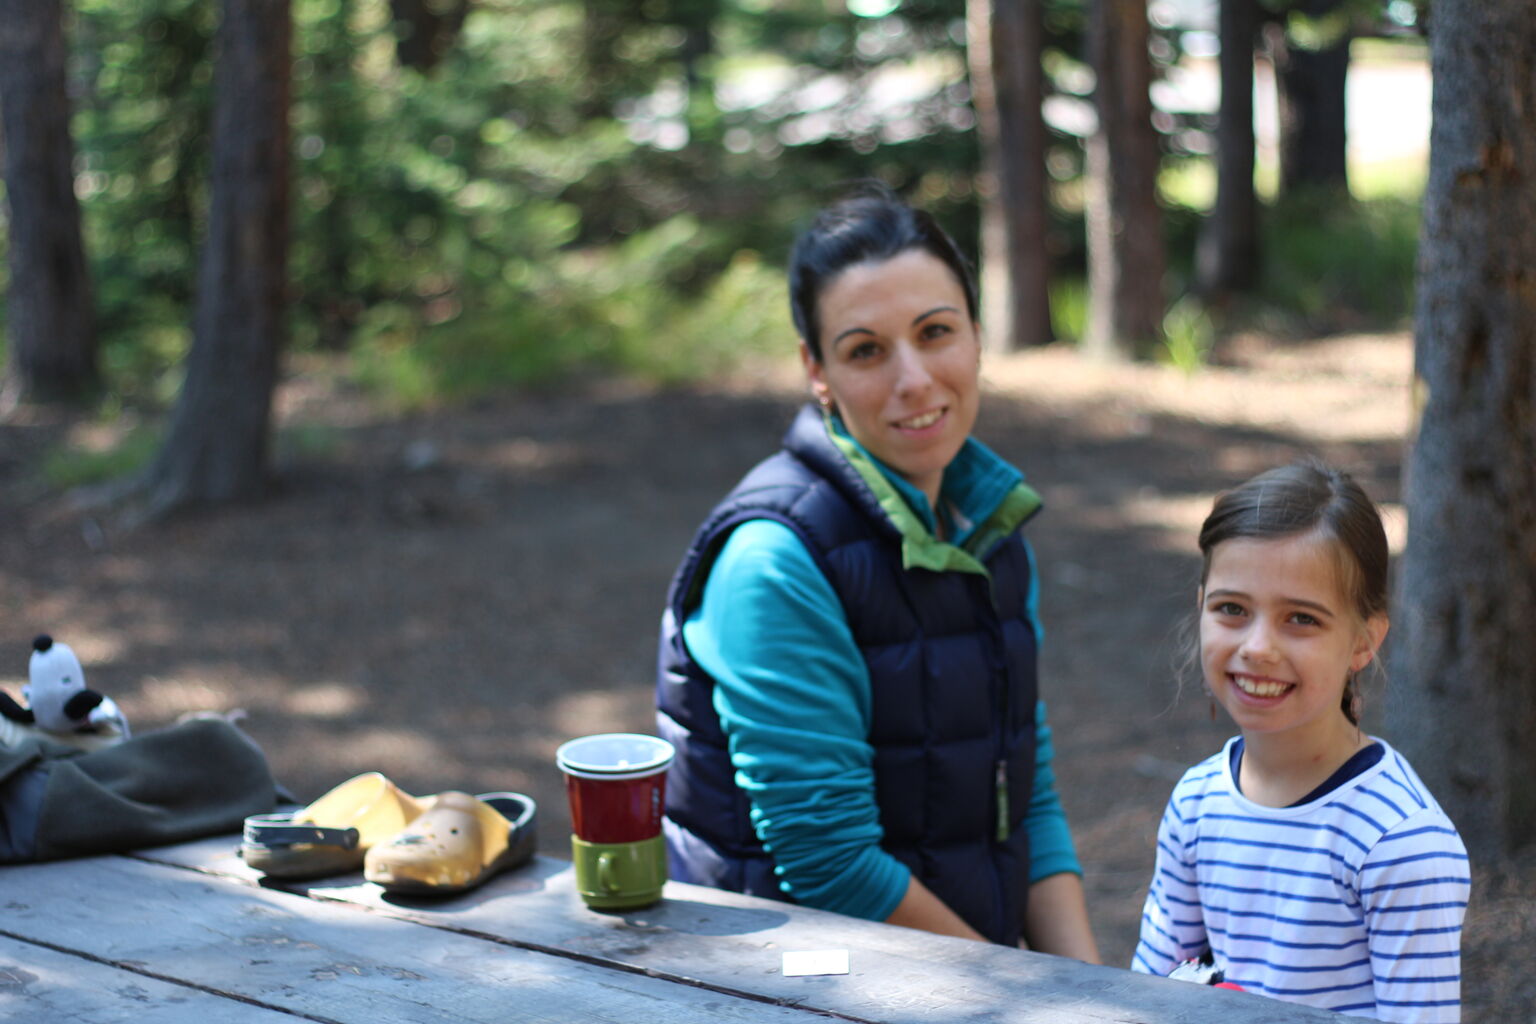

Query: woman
[{"left": 655, "top": 190, "right": 1098, "bottom": 955}]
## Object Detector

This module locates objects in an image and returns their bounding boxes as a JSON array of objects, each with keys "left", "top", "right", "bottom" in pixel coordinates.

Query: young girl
[{"left": 1133, "top": 462, "right": 1470, "bottom": 1022}]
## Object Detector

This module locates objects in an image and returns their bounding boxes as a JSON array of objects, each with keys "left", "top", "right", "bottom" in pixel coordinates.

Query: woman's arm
[
  {"left": 1022, "top": 871, "right": 1100, "bottom": 962},
  {"left": 885, "top": 875, "right": 987, "bottom": 941},
  {"left": 684, "top": 519, "right": 911, "bottom": 921},
  {"left": 1018, "top": 702, "right": 1097, "bottom": 960}
]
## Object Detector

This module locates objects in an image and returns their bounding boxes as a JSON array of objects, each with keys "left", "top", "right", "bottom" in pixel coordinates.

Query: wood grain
[{"left": 134, "top": 838, "right": 1351, "bottom": 1023}]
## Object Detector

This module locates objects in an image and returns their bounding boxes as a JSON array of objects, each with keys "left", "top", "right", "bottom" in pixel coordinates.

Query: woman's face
[{"left": 802, "top": 248, "right": 981, "bottom": 508}]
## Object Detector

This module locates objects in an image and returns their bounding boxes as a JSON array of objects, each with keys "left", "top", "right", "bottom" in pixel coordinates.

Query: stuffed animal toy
[{"left": 0, "top": 635, "right": 130, "bottom": 741}]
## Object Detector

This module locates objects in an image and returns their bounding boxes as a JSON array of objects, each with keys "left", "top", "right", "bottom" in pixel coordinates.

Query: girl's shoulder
[
  {"left": 1354, "top": 739, "right": 1467, "bottom": 843},
  {"left": 1165, "top": 740, "right": 1239, "bottom": 809},
  {"left": 1172, "top": 739, "right": 1237, "bottom": 791}
]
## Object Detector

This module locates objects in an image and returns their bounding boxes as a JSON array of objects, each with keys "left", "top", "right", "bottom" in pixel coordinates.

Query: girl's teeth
[
  {"left": 1235, "top": 676, "right": 1290, "bottom": 698},
  {"left": 900, "top": 410, "right": 942, "bottom": 429}
]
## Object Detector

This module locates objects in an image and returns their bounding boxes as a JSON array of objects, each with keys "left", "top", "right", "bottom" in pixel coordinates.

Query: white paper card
[{"left": 781, "top": 950, "right": 850, "bottom": 977}]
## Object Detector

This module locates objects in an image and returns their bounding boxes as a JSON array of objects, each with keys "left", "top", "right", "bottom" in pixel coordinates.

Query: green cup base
[{"left": 571, "top": 834, "right": 667, "bottom": 911}]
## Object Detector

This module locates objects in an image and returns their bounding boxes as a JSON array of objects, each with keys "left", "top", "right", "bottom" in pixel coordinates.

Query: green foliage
[
  {"left": 54, "top": 0, "right": 987, "bottom": 407},
  {"left": 350, "top": 218, "right": 789, "bottom": 408},
  {"left": 71, "top": 0, "right": 214, "bottom": 399},
  {"left": 14, "top": 0, "right": 1423, "bottom": 416},
  {"left": 1258, "top": 193, "right": 1419, "bottom": 330},
  {"left": 1159, "top": 294, "right": 1214, "bottom": 373},
  {"left": 276, "top": 423, "right": 344, "bottom": 462},
  {"left": 1049, "top": 278, "right": 1088, "bottom": 344},
  {"left": 41, "top": 423, "right": 162, "bottom": 488}
]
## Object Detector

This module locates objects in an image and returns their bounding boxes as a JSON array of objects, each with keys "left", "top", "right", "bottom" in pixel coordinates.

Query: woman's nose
[{"left": 892, "top": 341, "right": 934, "bottom": 395}]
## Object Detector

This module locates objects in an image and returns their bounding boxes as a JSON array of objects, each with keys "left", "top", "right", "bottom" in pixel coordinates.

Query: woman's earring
[{"left": 816, "top": 392, "right": 832, "bottom": 410}]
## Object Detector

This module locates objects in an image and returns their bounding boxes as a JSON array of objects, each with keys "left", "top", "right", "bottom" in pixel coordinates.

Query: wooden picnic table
[{"left": 0, "top": 835, "right": 1351, "bottom": 1023}]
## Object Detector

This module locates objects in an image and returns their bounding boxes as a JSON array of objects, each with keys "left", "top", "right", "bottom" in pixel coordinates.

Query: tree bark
[
  {"left": 0, "top": 0, "right": 99, "bottom": 405},
  {"left": 1270, "top": 0, "right": 1350, "bottom": 196},
  {"left": 1196, "top": 0, "right": 1260, "bottom": 297},
  {"left": 968, "top": 0, "right": 1053, "bottom": 351},
  {"left": 1387, "top": 0, "right": 1536, "bottom": 857},
  {"left": 139, "top": 0, "right": 290, "bottom": 514},
  {"left": 1084, "top": 0, "right": 1165, "bottom": 361}
]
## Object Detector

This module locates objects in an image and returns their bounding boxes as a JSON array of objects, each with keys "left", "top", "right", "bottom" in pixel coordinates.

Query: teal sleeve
[
  {"left": 1027, "top": 700, "right": 1083, "bottom": 882},
  {"left": 1023, "top": 543, "right": 1081, "bottom": 882},
  {"left": 681, "top": 519, "right": 911, "bottom": 921}
]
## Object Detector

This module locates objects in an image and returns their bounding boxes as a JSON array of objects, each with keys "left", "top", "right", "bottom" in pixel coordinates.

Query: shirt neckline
[{"left": 1220, "top": 735, "right": 1390, "bottom": 815}]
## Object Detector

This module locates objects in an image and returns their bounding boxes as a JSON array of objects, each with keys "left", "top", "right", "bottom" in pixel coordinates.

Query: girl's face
[
  {"left": 802, "top": 248, "right": 981, "bottom": 509},
  {"left": 1199, "top": 532, "right": 1388, "bottom": 749}
]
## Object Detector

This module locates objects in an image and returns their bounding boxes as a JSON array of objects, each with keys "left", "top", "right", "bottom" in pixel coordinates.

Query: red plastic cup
[{"left": 555, "top": 734, "right": 675, "bottom": 844}]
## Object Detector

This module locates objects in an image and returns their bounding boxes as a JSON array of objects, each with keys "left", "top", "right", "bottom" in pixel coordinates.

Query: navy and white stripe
[{"left": 1133, "top": 737, "right": 1469, "bottom": 1022}]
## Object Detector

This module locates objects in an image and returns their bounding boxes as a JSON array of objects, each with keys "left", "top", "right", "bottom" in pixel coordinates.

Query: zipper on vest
[
  {"left": 983, "top": 575, "right": 1013, "bottom": 847},
  {"left": 994, "top": 758, "right": 1009, "bottom": 842}
]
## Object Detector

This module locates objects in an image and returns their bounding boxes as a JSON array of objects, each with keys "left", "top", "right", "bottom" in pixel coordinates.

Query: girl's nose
[{"left": 1239, "top": 622, "right": 1278, "bottom": 662}]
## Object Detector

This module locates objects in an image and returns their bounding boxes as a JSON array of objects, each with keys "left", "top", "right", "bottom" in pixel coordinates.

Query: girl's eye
[
  {"left": 919, "top": 322, "right": 952, "bottom": 342},
  {"left": 1289, "top": 611, "right": 1320, "bottom": 627},
  {"left": 1213, "top": 601, "right": 1245, "bottom": 617}
]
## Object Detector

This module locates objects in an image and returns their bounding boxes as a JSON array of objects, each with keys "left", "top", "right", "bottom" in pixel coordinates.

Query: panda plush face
[
  {"left": 24, "top": 635, "right": 119, "bottom": 734},
  {"left": 24, "top": 635, "right": 94, "bottom": 732}
]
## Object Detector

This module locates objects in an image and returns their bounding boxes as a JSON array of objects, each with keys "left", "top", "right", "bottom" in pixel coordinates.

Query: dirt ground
[{"left": 2, "top": 332, "right": 1530, "bottom": 1020}]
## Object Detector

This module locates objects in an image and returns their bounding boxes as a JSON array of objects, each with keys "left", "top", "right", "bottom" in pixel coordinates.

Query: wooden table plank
[
  {"left": 140, "top": 837, "right": 1354, "bottom": 1023},
  {"left": 0, "top": 855, "right": 843, "bottom": 1024},
  {"left": 0, "top": 933, "right": 307, "bottom": 1024}
]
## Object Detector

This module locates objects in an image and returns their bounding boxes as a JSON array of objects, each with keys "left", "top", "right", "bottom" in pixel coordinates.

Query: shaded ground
[{"left": 2, "top": 333, "right": 1530, "bottom": 1020}]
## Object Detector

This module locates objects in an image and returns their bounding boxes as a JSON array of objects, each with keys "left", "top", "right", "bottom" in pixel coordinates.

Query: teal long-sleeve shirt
[{"left": 682, "top": 517, "right": 1083, "bottom": 923}]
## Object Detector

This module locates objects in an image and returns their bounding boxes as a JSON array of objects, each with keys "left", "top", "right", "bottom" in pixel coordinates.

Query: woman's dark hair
[
  {"left": 788, "top": 187, "right": 978, "bottom": 361},
  {"left": 1198, "top": 460, "right": 1389, "bottom": 724}
]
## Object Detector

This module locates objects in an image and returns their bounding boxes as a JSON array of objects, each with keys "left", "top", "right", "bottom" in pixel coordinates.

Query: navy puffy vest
[{"left": 655, "top": 405, "right": 1040, "bottom": 945}]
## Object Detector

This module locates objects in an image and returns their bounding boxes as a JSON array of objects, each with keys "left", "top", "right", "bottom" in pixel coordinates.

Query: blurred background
[
  {"left": 2, "top": 0, "right": 1428, "bottom": 419},
  {"left": 7, "top": 1, "right": 1534, "bottom": 1020}
]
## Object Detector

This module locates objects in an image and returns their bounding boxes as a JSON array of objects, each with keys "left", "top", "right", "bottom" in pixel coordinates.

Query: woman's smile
[{"left": 893, "top": 406, "right": 946, "bottom": 432}]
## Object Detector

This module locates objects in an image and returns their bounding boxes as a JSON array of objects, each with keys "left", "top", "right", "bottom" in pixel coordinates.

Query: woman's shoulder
[{"left": 709, "top": 518, "right": 820, "bottom": 584}]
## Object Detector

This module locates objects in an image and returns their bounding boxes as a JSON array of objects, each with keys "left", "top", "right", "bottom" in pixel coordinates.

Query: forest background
[{"left": 2, "top": 0, "right": 1533, "bottom": 1020}]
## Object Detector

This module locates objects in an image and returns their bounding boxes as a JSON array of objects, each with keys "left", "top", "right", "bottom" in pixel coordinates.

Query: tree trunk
[
  {"left": 0, "top": 0, "right": 99, "bottom": 405},
  {"left": 1196, "top": 0, "right": 1260, "bottom": 297},
  {"left": 968, "top": 0, "right": 1053, "bottom": 352},
  {"left": 140, "top": 0, "right": 290, "bottom": 514},
  {"left": 579, "top": 0, "right": 628, "bottom": 120},
  {"left": 1270, "top": 0, "right": 1350, "bottom": 196},
  {"left": 1387, "top": 0, "right": 1536, "bottom": 857},
  {"left": 1084, "top": 0, "right": 1165, "bottom": 361},
  {"left": 388, "top": 0, "right": 468, "bottom": 73}
]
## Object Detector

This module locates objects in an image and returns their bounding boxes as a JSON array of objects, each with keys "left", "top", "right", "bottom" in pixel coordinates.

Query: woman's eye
[
  {"left": 1213, "top": 601, "right": 1245, "bottom": 616},
  {"left": 848, "top": 341, "right": 881, "bottom": 361},
  {"left": 920, "top": 322, "right": 952, "bottom": 342}
]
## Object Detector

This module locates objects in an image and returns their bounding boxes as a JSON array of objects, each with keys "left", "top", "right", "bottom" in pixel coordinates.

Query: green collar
[{"left": 824, "top": 413, "right": 1041, "bottom": 576}]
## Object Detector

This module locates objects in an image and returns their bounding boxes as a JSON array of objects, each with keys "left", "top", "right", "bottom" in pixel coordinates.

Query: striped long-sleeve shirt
[{"left": 1133, "top": 737, "right": 1470, "bottom": 1022}]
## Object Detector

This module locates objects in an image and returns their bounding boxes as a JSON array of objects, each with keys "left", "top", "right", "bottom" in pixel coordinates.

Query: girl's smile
[{"left": 1229, "top": 672, "right": 1294, "bottom": 701}]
